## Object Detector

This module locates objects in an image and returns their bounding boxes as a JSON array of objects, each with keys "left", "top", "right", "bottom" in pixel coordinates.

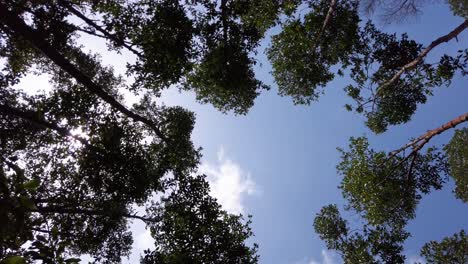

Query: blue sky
[
  {"left": 14, "top": 2, "right": 467, "bottom": 263},
  {"left": 157, "top": 2, "right": 468, "bottom": 264}
]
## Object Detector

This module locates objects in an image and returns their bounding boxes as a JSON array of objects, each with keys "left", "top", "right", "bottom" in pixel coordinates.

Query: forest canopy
[{"left": 0, "top": 0, "right": 466, "bottom": 263}]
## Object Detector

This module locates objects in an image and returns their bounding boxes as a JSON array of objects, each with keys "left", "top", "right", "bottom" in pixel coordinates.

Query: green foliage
[
  {"left": 352, "top": 24, "right": 428, "bottom": 133},
  {"left": 1, "top": 0, "right": 466, "bottom": 263},
  {"left": 91, "top": 0, "right": 277, "bottom": 114},
  {"left": 300, "top": 2, "right": 467, "bottom": 263},
  {"left": 314, "top": 136, "right": 455, "bottom": 263},
  {"left": 122, "top": 0, "right": 196, "bottom": 89},
  {"left": 0, "top": 1, "right": 260, "bottom": 262},
  {"left": 313, "top": 205, "right": 348, "bottom": 250},
  {"left": 267, "top": 0, "right": 360, "bottom": 104},
  {"left": 337, "top": 137, "right": 447, "bottom": 226},
  {"left": 186, "top": 43, "right": 268, "bottom": 114},
  {"left": 420, "top": 230, "right": 468, "bottom": 263},
  {"left": 1, "top": 71, "right": 257, "bottom": 261},
  {"left": 444, "top": 128, "right": 468, "bottom": 202},
  {"left": 22, "top": 179, "right": 40, "bottom": 190},
  {"left": 142, "top": 175, "right": 258, "bottom": 264},
  {"left": 1, "top": 0, "right": 280, "bottom": 115},
  {"left": 346, "top": 24, "right": 466, "bottom": 133},
  {"left": 447, "top": 0, "right": 468, "bottom": 18},
  {"left": 0, "top": 256, "right": 25, "bottom": 264},
  {"left": 313, "top": 204, "right": 408, "bottom": 263}
]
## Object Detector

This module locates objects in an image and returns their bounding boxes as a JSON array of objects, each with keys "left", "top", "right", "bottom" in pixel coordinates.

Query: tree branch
[
  {"left": 58, "top": 0, "right": 142, "bottom": 57},
  {"left": 309, "top": 0, "right": 337, "bottom": 55},
  {"left": 389, "top": 112, "right": 468, "bottom": 160},
  {"left": 316, "top": 0, "right": 337, "bottom": 44},
  {"left": 0, "top": 3, "right": 167, "bottom": 142},
  {"left": 377, "top": 19, "right": 468, "bottom": 95},
  {"left": 74, "top": 26, "right": 108, "bottom": 39},
  {"left": 33, "top": 205, "right": 160, "bottom": 223}
]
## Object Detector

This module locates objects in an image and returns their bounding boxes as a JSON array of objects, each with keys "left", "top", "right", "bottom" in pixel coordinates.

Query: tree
[
  {"left": 314, "top": 204, "right": 409, "bottom": 263},
  {"left": 448, "top": 0, "right": 468, "bottom": 19},
  {"left": 141, "top": 175, "right": 258, "bottom": 264},
  {"left": 0, "top": 0, "right": 272, "bottom": 262}
]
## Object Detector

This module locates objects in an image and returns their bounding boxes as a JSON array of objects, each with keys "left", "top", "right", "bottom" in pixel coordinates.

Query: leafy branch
[{"left": 376, "top": 19, "right": 468, "bottom": 96}]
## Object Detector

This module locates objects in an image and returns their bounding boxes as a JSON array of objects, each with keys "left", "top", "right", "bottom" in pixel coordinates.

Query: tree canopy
[
  {"left": 268, "top": 0, "right": 467, "bottom": 133},
  {"left": 0, "top": 0, "right": 271, "bottom": 262},
  {"left": 274, "top": 1, "right": 468, "bottom": 263},
  {"left": 0, "top": 0, "right": 467, "bottom": 263}
]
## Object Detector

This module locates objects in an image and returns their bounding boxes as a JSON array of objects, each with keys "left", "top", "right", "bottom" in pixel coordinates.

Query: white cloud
[
  {"left": 297, "top": 250, "right": 341, "bottom": 264},
  {"left": 198, "top": 147, "right": 257, "bottom": 215}
]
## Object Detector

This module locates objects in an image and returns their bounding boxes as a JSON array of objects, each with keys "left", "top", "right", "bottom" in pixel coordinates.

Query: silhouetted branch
[
  {"left": 59, "top": 0, "right": 142, "bottom": 57},
  {"left": 33, "top": 206, "right": 160, "bottom": 223}
]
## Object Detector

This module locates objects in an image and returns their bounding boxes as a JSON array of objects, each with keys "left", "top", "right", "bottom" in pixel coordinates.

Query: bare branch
[{"left": 389, "top": 112, "right": 468, "bottom": 160}]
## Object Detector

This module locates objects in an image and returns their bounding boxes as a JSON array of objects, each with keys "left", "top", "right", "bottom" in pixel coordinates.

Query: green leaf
[
  {"left": 22, "top": 179, "right": 40, "bottom": 190},
  {"left": 19, "top": 196, "right": 37, "bottom": 210},
  {"left": 1, "top": 256, "right": 26, "bottom": 264},
  {"left": 345, "top": 104, "right": 353, "bottom": 111}
]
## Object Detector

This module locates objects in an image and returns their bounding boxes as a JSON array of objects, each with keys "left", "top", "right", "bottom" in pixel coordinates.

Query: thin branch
[
  {"left": 405, "top": 154, "right": 417, "bottom": 183},
  {"left": 31, "top": 227, "right": 53, "bottom": 234},
  {"left": 0, "top": 4, "right": 167, "bottom": 142},
  {"left": 377, "top": 112, "right": 468, "bottom": 185},
  {"left": 74, "top": 26, "right": 108, "bottom": 39},
  {"left": 75, "top": 26, "right": 134, "bottom": 46},
  {"left": 0, "top": 163, "right": 11, "bottom": 196},
  {"left": 376, "top": 19, "right": 468, "bottom": 95},
  {"left": 58, "top": 0, "right": 143, "bottom": 57},
  {"left": 33, "top": 206, "right": 160, "bottom": 223}
]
